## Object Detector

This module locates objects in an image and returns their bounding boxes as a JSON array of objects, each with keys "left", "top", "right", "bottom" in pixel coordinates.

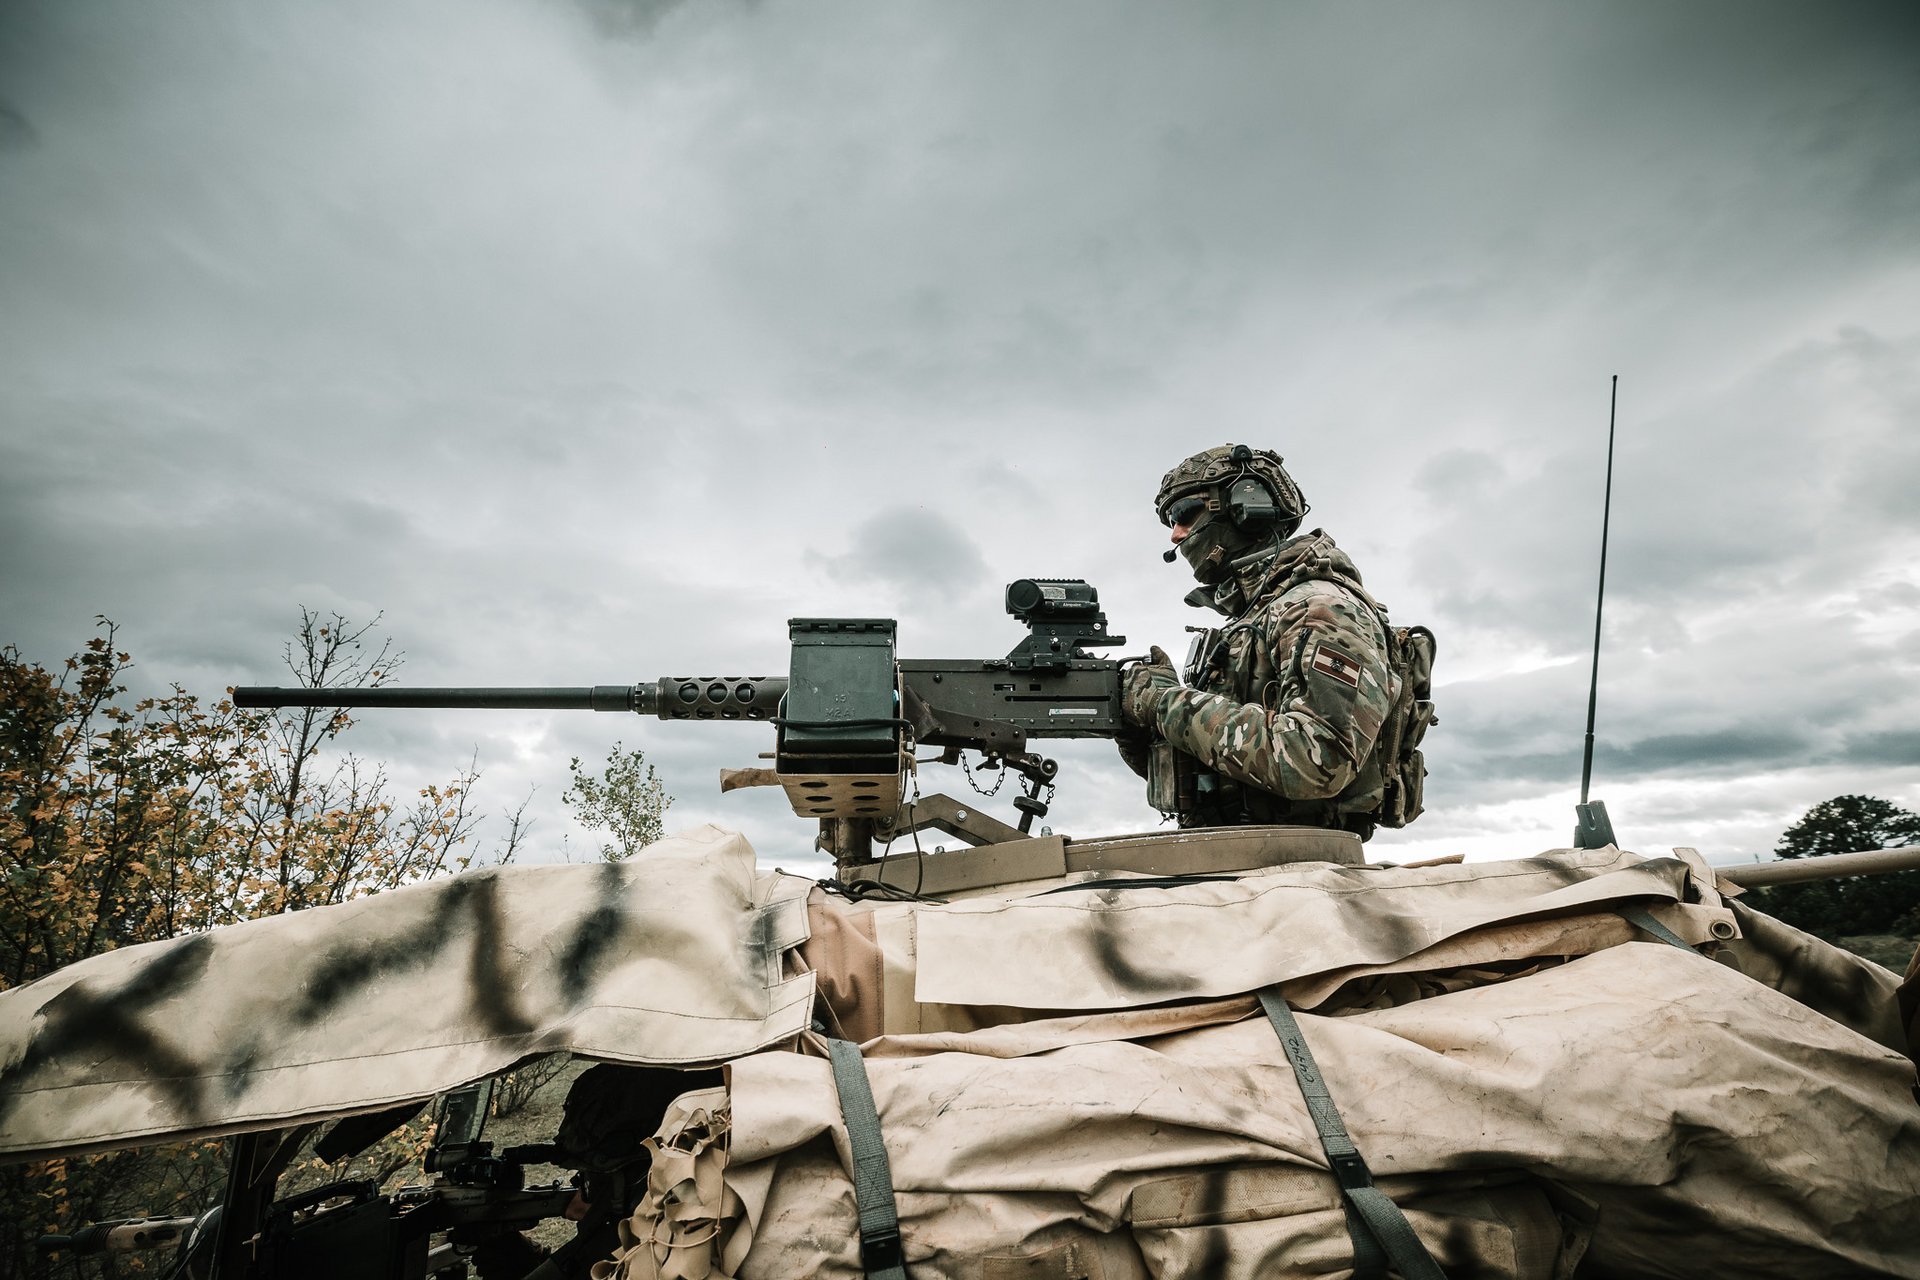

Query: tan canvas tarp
[
  {"left": 909, "top": 847, "right": 1729, "bottom": 1011},
  {"left": 7, "top": 823, "right": 1914, "bottom": 1278},
  {"left": 816, "top": 845, "right": 1911, "bottom": 1061},
  {"left": 611, "top": 943, "right": 1920, "bottom": 1280},
  {"left": 0, "top": 825, "right": 815, "bottom": 1160}
]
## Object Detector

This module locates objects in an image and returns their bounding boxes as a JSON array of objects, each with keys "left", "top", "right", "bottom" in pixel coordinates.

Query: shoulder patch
[{"left": 1309, "top": 640, "right": 1362, "bottom": 689}]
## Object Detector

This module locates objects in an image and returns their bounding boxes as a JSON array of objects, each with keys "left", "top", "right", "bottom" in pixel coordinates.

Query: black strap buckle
[
  {"left": 1330, "top": 1150, "right": 1374, "bottom": 1191},
  {"left": 861, "top": 1224, "right": 903, "bottom": 1272}
]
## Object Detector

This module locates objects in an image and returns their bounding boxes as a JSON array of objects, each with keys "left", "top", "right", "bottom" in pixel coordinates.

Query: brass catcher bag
[{"left": 1146, "top": 740, "right": 1197, "bottom": 816}]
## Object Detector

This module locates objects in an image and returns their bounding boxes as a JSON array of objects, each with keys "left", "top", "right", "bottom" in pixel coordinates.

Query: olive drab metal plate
[{"left": 777, "top": 619, "right": 906, "bottom": 819}]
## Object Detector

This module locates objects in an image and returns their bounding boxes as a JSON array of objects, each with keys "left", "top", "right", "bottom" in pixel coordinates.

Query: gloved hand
[
  {"left": 1113, "top": 717, "right": 1155, "bottom": 778},
  {"left": 1121, "top": 645, "right": 1181, "bottom": 727}
]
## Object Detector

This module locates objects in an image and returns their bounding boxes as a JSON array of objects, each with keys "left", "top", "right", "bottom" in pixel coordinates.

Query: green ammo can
[{"left": 781, "top": 618, "right": 898, "bottom": 758}]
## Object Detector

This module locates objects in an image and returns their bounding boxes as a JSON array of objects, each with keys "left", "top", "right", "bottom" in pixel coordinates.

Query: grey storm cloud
[
  {"left": 808, "top": 507, "right": 989, "bottom": 601},
  {"left": 0, "top": 99, "right": 32, "bottom": 152},
  {"left": 1841, "top": 730, "right": 1920, "bottom": 770},
  {"left": 2, "top": 0, "right": 1917, "bottom": 868},
  {"left": 1604, "top": 729, "right": 1816, "bottom": 778}
]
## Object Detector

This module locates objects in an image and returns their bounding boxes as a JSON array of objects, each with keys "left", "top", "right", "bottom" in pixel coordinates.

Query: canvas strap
[
  {"left": 1620, "top": 906, "right": 1696, "bottom": 952},
  {"left": 827, "top": 1038, "right": 909, "bottom": 1280},
  {"left": 1257, "top": 988, "right": 1446, "bottom": 1280}
]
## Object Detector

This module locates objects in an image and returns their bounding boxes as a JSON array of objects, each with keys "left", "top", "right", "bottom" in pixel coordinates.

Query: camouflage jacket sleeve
[{"left": 1150, "top": 581, "right": 1396, "bottom": 801}]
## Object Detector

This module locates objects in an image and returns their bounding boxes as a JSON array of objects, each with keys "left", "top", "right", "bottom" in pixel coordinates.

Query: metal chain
[{"left": 961, "top": 752, "right": 1008, "bottom": 797}]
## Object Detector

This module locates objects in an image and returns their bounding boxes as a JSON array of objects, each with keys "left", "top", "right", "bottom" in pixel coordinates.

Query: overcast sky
[{"left": 3, "top": 0, "right": 1917, "bottom": 876}]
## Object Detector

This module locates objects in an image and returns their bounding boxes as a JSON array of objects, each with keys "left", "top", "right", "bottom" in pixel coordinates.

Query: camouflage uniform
[{"left": 1132, "top": 530, "right": 1398, "bottom": 831}]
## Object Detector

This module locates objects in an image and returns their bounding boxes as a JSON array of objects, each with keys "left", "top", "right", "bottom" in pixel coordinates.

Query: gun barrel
[
  {"left": 234, "top": 686, "right": 640, "bottom": 711},
  {"left": 1716, "top": 843, "right": 1920, "bottom": 887},
  {"left": 233, "top": 677, "right": 791, "bottom": 721}
]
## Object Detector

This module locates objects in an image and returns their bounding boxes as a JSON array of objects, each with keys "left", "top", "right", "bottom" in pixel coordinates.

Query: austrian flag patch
[{"left": 1309, "top": 641, "right": 1362, "bottom": 689}]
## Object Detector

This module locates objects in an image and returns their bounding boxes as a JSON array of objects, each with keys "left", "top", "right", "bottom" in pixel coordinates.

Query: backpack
[{"left": 1373, "top": 624, "right": 1437, "bottom": 828}]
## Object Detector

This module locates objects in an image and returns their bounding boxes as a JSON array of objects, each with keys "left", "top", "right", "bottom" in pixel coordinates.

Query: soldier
[
  {"left": 1119, "top": 444, "right": 1400, "bottom": 837},
  {"left": 468, "top": 1063, "right": 723, "bottom": 1280}
]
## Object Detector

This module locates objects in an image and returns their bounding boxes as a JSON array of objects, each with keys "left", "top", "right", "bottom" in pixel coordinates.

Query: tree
[
  {"left": 1748, "top": 794, "right": 1920, "bottom": 942},
  {"left": 491, "top": 1054, "right": 570, "bottom": 1119},
  {"left": 561, "top": 741, "right": 671, "bottom": 861},
  {"left": 1774, "top": 795, "right": 1920, "bottom": 860},
  {"left": 0, "top": 612, "right": 492, "bottom": 1278},
  {"left": 1, "top": 618, "right": 244, "bottom": 985},
  {"left": 219, "top": 609, "right": 486, "bottom": 920},
  {"left": 1, "top": 610, "right": 489, "bottom": 994}
]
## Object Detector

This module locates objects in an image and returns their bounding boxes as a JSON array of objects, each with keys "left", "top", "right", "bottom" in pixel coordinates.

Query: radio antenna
[{"left": 1574, "top": 376, "right": 1619, "bottom": 849}]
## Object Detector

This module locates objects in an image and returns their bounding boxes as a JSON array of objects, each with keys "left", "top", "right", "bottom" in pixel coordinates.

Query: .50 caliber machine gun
[{"left": 236, "top": 579, "right": 1134, "bottom": 872}]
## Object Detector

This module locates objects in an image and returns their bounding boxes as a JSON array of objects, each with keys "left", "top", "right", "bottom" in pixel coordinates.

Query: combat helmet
[{"left": 1155, "top": 443, "right": 1308, "bottom": 584}]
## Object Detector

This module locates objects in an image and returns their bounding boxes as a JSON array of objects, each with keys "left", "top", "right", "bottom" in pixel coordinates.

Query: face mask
[{"left": 1175, "top": 513, "right": 1244, "bottom": 585}]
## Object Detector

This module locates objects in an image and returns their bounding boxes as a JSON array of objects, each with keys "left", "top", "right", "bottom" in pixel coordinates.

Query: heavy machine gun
[{"left": 236, "top": 578, "right": 1133, "bottom": 873}]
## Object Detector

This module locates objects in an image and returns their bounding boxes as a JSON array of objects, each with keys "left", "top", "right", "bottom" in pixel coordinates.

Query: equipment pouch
[
  {"left": 1376, "top": 627, "right": 1437, "bottom": 828},
  {"left": 1148, "top": 741, "right": 1200, "bottom": 816},
  {"left": 1388, "top": 744, "right": 1428, "bottom": 827},
  {"left": 1182, "top": 626, "right": 1225, "bottom": 685}
]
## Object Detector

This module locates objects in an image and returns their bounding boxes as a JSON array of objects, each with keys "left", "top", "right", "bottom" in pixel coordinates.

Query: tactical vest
[{"left": 1150, "top": 586, "right": 1436, "bottom": 838}]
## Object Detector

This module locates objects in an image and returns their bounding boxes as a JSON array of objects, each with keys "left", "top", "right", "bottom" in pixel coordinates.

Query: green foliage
[
  {"left": 1773, "top": 794, "right": 1920, "bottom": 860},
  {"left": 0, "top": 613, "right": 486, "bottom": 1279},
  {"left": 1747, "top": 794, "right": 1920, "bottom": 943},
  {"left": 561, "top": 742, "right": 671, "bottom": 861},
  {"left": 0, "top": 611, "right": 486, "bottom": 997}
]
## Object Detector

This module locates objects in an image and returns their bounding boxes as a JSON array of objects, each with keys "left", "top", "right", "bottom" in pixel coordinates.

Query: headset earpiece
[{"left": 1225, "top": 475, "right": 1280, "bottom": 529}]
